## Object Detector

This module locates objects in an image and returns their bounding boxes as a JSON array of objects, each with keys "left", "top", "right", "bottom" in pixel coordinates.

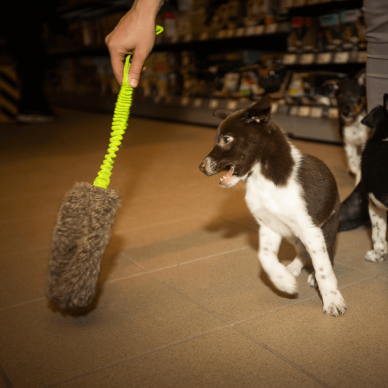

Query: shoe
[{"left": 338, "top": 181, "right": 370, "bottom": 232}]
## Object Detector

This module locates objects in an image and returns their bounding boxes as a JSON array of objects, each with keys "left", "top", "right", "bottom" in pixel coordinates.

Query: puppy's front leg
[
  {"left": 365, "top": 201, "right": 387, "bottom": 263},
  {"left": 258, "top": 224, "right": 297, "bottom": 295},
  {"left": 301, "top": 228, "right": 346, "bottom": 317}
]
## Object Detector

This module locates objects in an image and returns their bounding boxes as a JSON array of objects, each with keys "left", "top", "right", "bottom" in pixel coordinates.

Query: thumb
[{"left": 127, "top": 51, "right": 147, "bottom": 88}]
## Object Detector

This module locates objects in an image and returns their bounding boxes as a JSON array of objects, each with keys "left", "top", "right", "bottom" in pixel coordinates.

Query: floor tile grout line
[
  {"left": 0, "top": 246, "right": 50, "bottom": 259},
  {"left": 334, "top": 257, "right": 388, "bottom": 277},
  {"left": 130, "top": 258, "right": 334, "bottom": 388},
  {"left": 0, "top": 298, "right": 46, "bottom": 312},
  {"left": 232, "top": 275, "right": 377, "bottom": 327},
  {"left": 44, "top": 325, "right": 230, "bottom": 388},
  {"left": 131, "top": 258, "right": 234, "bottom": 326},
  {"left": 0, "top": 363, "right": 13, "bottom": 388},
  {"left": 112, "top": 215, "right": 194, "bottom": 234},
  {"left": 0, "top": 247, "right": 250, "bottom": 311},
  {"left": 231, "top": 326, "right": 332, "bottom": 388},
  {"left": 119, "top": 246, "right": 250, "bottom": 275}
]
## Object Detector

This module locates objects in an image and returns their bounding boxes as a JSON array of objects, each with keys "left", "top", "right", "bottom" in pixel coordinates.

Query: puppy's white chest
[{"left": 245, "top": 173, "right": 301, "bottom": 237}]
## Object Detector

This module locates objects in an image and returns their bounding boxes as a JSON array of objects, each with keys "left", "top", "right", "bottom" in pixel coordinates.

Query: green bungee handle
[{"left": 93, "top": 25, "right": 164, "bottom": 189}]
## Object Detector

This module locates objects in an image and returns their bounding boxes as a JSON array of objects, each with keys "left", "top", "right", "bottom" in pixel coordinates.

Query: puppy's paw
[
  {"left": 322, "top": 290, "right": 347, "bottom": 317},
  {"left": 307, "top": 271, "right": 318, "bottom": 288},
  {"left": 271, "top": 265, "right": 298, "bottom": 295},
  {"left": 287, "top": 260, "right": 303, "bottom": 277},
  {"left": 365, "top": 250, "right": 387, "bottom": 263}
]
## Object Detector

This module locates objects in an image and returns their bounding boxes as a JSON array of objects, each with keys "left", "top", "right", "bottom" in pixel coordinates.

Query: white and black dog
[
  {"left": 199, "top": 95, "right": 346, "bottom": 316},
  {"left": 361, "top": 94, "right": 388, "bottom": 263},
  {"left": 330, "top": 69, "right": 370, "bottom": 185}
]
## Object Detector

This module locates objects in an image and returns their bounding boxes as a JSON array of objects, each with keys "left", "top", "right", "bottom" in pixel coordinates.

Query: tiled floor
[{"left": 1, "top": 110, "right": 388, "bottom": 388}]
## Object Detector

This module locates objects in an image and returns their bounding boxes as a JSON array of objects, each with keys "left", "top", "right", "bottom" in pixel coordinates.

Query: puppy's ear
[
  {"left": 244, "top": 95, "right": 272, "bottom": 124},
  {"left": 357, "top": 69, "right": 366, "bottom": 96},
  {"left": 213, "top": 109, "right": 231, "bottom": 120},
  {"left": 361, "top": 106, "right": 385, "bottom": 128},
  {"left": 323, "top": 80, "right": 339, "bottom": 95}
]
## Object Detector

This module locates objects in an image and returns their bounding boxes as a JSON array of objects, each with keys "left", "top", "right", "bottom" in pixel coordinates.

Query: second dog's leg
[
  {"left": 365, "top": 201, "right": 387, "bottom": 263},
  {"left": 258, "top": 223, "right": 297, "bottom": 294},
  {"left": 285, "top": 236, "right": 309, "bottom": 277},
  {"left": 344, "top": 143, "right": 361, "bottom": 185}
]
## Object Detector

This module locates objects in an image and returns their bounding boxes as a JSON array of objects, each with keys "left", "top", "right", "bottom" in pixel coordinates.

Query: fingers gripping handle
[{"left": 93, "top": 26, "right": 163, "bottom": 189}]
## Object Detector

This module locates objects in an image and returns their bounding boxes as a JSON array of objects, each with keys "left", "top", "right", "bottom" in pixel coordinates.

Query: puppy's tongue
[{"left": 219, "top": 168, "right": 234, "bottom": 186}]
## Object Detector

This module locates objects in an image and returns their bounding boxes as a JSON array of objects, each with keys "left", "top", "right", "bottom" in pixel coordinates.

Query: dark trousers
[{"left": 363, "top": 0, "right": 388, "bottom": 111}]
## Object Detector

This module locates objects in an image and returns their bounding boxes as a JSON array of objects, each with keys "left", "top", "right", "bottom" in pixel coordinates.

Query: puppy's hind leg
[
  {"left": 365, "top": 200, "right": 387, "bottom": 263},
  {"left": 285, "top": 236, "right": 309, "bottom": 277},
  {"left": 301, "top": 210, "right": 346, "bottom": 316},
  {"left": 258, "top": 223, "right": 297, "bottom": 295}
]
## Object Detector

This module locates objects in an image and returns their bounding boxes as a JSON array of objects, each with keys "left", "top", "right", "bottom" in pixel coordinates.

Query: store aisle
[{"left": 1, "top": 110, "right": 388, "bottom": 388}]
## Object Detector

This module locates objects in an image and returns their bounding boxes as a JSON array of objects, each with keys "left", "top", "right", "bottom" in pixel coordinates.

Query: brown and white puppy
[
  {"left": 199, "top": 95, "right": 346, "bottom": 316},
  {"left": 328, "top": 69, "right": 370, "bottom": 185}
]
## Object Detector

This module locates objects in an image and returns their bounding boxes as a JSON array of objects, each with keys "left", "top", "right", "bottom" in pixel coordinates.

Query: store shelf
[
  {"left": 287, "top": 0, "right": 363, "bottom": 17},
  {"left": 283, "top": 50, "right": 366, "bottom": 66},
  {"left": 48, "top": 92, "right": 342, "bottom": 144},
  {"left": 47, "top": 22, "right": 291, "bottom": 57}
]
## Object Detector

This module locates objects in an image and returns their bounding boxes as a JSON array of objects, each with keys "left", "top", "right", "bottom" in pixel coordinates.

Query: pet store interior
[{"left": 1, "top": 0, "right": 388, "bottom": 387}]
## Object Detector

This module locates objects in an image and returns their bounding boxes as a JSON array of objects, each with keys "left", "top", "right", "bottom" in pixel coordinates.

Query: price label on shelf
[
  {"left": 310, "top": 107, "right": 323, "bottom": 118},
  {"left": 246, "top": 26, "right": 256, "bottom": 36},
  {"left": 216, "top": 30, "right": 227, "bottom": 39},
  {"left": 299, "top": 106, "right": 311, "bottom": 117},
  {"left": 227, "top": 100, "right": 238, "bottom": 110},
  {"left": 334, "top": 52, "right": 350, "bottom": 64},
  {"left": 170, "top": 36, "right": 178, "bottom": 44},
  {"left": 300, "top": 53, "right": 315, "bottom": 65},
  {"left": 289, "top": 106, "right": 299, "bottom": 116},
  {"left": 283, "top": 54, "right": 297, "bottom": 65},
  {"left": 226, "top": 29, "right": 235, "bottom": 38},
  {"left": 328, "top": 108, "right": 339, "bottom": 119},
  {"left": 316, "top": 52, "right": 332, "bottom": 64},
  {"left": 235, "top": 28, "right": 245, "bottom": 37},
  {"left": 358, "top": 51, "right": 367, "bottom": 63},
  {"left": 255, "top": 25, "right": 265, "bottom": 35},
  {"left": 193, "top": 98, "right": 202, "bottom": 108},
  {"left": 209, "top": 99, "right": 219, "bottom": 109},
  {"left": 180, "top": 97, "right": 189, "bottom": 106},
  {"left": 199, "top": 32, "right": 208, "bottom": 41},
  {"left": 184, "top": 34, "right": 193, "bottom": 42},
  {"left": 266, "top": 24, "right": 277, "bottom": 34}
]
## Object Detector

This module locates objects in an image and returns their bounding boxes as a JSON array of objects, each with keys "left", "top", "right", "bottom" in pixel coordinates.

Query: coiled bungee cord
[{"left": 93, "top": 25, "right": 163, "bottom": 189}]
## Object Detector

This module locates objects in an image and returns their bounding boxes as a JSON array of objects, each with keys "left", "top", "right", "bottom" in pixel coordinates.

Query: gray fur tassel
[{"left": 46, "top": 182, "right": 120, "bottom": 311}]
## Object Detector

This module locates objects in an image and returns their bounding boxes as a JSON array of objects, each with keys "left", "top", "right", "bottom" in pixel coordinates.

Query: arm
[{"left": 105, "top": 0, "right": 164, "bottom": 87}]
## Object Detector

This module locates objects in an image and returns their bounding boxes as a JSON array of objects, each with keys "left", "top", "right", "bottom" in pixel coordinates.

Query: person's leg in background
[{"left": 338, "top": 0, "right": 388, "bottom": 231}]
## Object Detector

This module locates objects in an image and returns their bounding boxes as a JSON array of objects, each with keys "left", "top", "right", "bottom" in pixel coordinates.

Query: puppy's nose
[{"left": 199, "top": 157, "right": 210, "bottom": 174}]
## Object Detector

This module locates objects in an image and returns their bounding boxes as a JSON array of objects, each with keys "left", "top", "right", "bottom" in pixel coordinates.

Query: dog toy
[{"left": 46, "top": 26, "right": 163, "bottom": 311}]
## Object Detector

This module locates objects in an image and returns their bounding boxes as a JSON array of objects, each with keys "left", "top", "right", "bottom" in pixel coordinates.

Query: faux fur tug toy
[{"left": 46, "top": 26, "right": 163, "bottom": 312}]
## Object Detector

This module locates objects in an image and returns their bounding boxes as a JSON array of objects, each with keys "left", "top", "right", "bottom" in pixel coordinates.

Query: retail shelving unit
[{"left": 47, "top": 0, "right": 365, "bottom": 144}]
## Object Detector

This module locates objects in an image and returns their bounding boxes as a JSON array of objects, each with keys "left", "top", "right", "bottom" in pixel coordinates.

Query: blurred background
[{"left": 0, "top": 0, "right": 365, "bottom": 143}]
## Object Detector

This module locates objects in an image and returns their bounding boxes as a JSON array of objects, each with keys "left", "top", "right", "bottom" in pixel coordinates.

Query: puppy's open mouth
[{"left": 219, "top": 165, "right": 235, "bottom": 186}]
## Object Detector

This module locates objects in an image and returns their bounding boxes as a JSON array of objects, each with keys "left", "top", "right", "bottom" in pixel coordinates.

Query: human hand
[{"left": 105, "top": 1, "right": 162, "bottom": 87}]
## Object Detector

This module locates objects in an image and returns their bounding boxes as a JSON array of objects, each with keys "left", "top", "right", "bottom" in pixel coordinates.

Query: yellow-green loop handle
[{"left": 93, "top": 25, "right": 163, "bottom": 189}]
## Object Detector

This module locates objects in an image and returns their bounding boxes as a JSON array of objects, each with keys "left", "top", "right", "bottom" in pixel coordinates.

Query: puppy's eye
[{"left": 223, "top": 136, "right": 231, "bottom": 144}]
